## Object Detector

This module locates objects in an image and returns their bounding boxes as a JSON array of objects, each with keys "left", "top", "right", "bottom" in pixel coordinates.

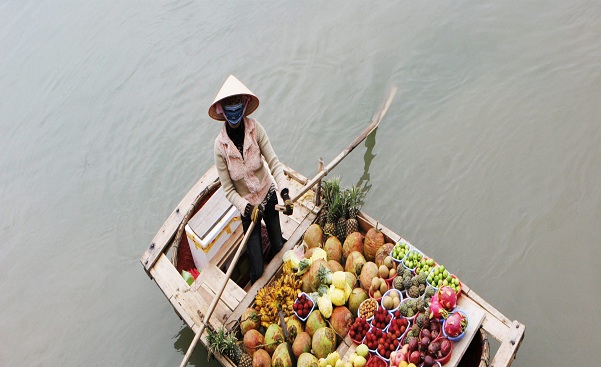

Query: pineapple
[
  {"left": 346, "top": 184, "right": 367, "bottom": 236},
  {"left": 323, "top": 198, "right": 338, "bottom": 237},
  {"left": 336, "top": 189, "right": 349, "bottom": 242},
  {"left": 206, "top": 327, "right": 243, "bottom": 364},
  {"left": 238, "top": 353, "right": 252, "bottom": 367}
]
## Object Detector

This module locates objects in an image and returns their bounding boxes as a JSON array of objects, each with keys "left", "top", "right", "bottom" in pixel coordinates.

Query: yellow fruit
[
  {"left": 353, "top": 356, "right": 366, "bottom": 367},
  {"left": 327, "top": 351, "right": 340, "bottom": 366}
]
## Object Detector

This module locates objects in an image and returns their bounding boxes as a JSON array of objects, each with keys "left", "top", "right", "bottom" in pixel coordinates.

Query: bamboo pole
[{"left": 179, "top": 220, "right": 256, "bottom": 367}]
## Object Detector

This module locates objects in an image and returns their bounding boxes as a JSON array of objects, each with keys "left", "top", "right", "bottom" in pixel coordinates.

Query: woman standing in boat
[{"left": 209, "top": 75, "right": 294, "bottom": 284}]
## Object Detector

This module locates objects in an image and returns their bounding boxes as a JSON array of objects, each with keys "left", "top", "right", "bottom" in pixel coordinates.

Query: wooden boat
[{"left": 140, "top": 164, "right": 525, "bottom": 367}]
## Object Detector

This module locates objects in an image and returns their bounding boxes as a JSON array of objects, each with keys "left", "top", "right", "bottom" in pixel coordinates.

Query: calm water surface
[{"left": 1, "top": 1, "right": 600, "bottom": 366}]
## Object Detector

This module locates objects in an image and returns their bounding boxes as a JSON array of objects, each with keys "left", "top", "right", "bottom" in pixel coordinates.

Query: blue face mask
[{"left": 223, "top": 102, "right": 245, "bottom": 126}]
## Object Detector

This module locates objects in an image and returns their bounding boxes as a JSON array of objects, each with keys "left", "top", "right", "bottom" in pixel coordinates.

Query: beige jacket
[{"left": 214, "top": 118, "right": 289, "bottom": 214}]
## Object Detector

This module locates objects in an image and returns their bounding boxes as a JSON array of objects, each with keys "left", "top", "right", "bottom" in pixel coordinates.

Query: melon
[
  {"left": 271, "top": 342, "right": 292, "bottom": 367},
  {"left": 363, "top": 227, "right": 384, "bottom": 262},
  {"left": 292, "top": 331, "right": 312, "bottom": 358},
  {"left": 344, "top": 251, "right": 366, "bottom": 277},
  {"left": 328, "top": 260, "right": 344, "bottom": 273},
  {"left": 311, "top": 327, "right": 337, "bottom": 359},
  {"left": 329, "top": 306, "right": 353, "bottom": 340},
  {"left": 252, "top": 349, "right": 271, "bottom": 367},
  {"left": 243, "top": 329, "right": 264, "bottom": 357},
  {"left": 348, "top": 288, "right": 368, "bottom": 316},
  {"left": 240, "top": 307, "right": 260, "bottom": 336},
  {"left": 324, "top": 236, "right": 343, "bottom": 263},
  {"left": 264, "top": 324, "right": 284, "bottom": 355},
  {"left": 305, "top": 309, "right": 327, "bottom": 337},
  {"left": 297, "top": 353, "right": 319, "bottom": 367},
  {"left": 374, "top": 243, "right": 395, "bottom": 268},
  {"left": 342, "top": 232, "right": 364, "bottom": 260},
  {"left": 359, "top": 262, "right": 378, "bottom": 292},
  {"left": 304, "top": 224, "right": 323, "bottom": 248}
]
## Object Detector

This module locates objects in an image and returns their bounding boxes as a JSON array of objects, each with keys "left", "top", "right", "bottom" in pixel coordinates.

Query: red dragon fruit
[
  {"left": 428, "top": 293, "right": 448, "bottom": 320},
  {"left": 443, "top": 311, "right": 468, "bottom": 337},
  {"left": 437, "top": 286, "right": 457, "bottom": 311}
]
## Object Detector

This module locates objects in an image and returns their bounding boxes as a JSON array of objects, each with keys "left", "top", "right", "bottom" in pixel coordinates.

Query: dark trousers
[{"left": 241, "top": 192, "right": 284, "bottom": 284}]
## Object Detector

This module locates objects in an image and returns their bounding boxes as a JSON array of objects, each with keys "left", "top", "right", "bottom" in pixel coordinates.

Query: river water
[{"left": 1, "top": 1, "right": 600, "bottom": 366}]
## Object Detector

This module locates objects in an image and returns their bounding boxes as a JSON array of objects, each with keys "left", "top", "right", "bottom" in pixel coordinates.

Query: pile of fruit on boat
[{"left": 221, "top": 178, "right": 468, "bottom": 367}]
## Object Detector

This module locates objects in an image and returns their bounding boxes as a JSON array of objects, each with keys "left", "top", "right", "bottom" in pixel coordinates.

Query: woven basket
[{"left": 458, "top": 326, "right": 490, "bottom": 367}]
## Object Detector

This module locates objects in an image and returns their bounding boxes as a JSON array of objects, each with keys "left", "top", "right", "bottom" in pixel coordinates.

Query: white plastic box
[{"left": 185, "top": 187, "right": 241, "bottom": 271}]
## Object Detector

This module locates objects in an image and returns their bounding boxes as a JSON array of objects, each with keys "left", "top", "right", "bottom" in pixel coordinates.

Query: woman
[{"left": 209, "top": 75, "right": 293, "bottom": 284}]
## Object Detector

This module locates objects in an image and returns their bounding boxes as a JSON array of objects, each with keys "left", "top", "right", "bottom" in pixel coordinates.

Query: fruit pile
[
  {"left": 254, "top": 273, "right": 301, "bottom": 327},
  {"left": 368, "top": 277, "right": 388, "bottom": 299},
  {"left": 391, "top": 241, "right": 410, "bottom": 261},
  {"left": 401, "top": 249, "right": 423, "bottom": 270},
  {"left": 376, "top": 331, "right": 400, "bottom": 360},
  {"left": 236, "top": 194, "right": 471, "bottom": 367},
  {"left": 427, "top": 265, "right": 461, "bottom": 293},
  {"left": 358, "top": 298, "right": 378, "bottom": 319},
  {"left": 381, "top": 289, "right": 401, "bottom": 311},
  {"left": 387, "top": 317, "right": 409, "bottom": 339},
  {"left": 347, "top": 344, "right": 369, "bottom": 367},
  {"left": 293, "top": 293, "right": 314, "bottom": 320},
  {"left": 349, "top": 317, "right": 370, "bottom": 342},
  {"left": 364, "top": 327, "right": 383, "bottom": 351},
  {"left": 414, "top": 257, "right": 436, "bottom": 276},
  {"left": 371, "top": 306, "right": 392, "bottom": 329},
  {"left": 399, "top": 297, "right": 425, "bottom": 318}
]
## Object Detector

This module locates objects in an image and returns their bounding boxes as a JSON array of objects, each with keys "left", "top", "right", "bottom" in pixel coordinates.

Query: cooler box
[{"left": 185, "top": 187, "right": 241, "bottom": 271}]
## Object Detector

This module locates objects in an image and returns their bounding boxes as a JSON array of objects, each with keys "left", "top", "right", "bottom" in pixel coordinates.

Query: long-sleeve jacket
[{"left": 214, "top": 117, "right": 289, "bottom": 214}]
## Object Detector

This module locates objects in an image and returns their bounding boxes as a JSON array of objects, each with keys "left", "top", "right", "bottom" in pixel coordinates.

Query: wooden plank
[
  {"left": 150, "top": 254, "right": 225, "bottom": 331},
  {"left": 226, "top": 208, "right": 316, "bottom": 328},
  {"left": 283, "top": 165, "right": 309, "bottom": 185},
  {"left": 445, "top": 295, "right": 486, "bottom": 367},
  {"left": 196, "top": 265, "right": 247, "bottom": 311},
  {"left": 196, "top": 284, "right": 233, "bottom": 325},
  {"left": 490, "top": 320, "right": 525, "bottom": 367},
  {"left": 213, "top": 225, "right": 244, "bottom": 268},
  {"left": 141, "top": 166, "right": 219, "bottom": 271}
]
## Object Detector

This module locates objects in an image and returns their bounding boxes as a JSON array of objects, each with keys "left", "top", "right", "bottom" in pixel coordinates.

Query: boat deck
[{"left": 140, "top": 165, "right": 524, "bottom": 367}]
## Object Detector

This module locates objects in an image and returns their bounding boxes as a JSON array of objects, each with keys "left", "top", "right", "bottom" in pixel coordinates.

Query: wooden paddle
[
  {"left": 179, "top": 86, "right": 396, "bottom": 367},
  {"left": 275, "top": 86, "right": 397, "bottom": 211},
  {"left": 179, "top": 219, "right": 256, "bottom": 367}
]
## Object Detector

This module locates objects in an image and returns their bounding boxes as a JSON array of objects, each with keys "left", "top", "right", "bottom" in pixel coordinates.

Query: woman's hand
[
  {"left": 245, "top": 203, "right": 264, "bottom": 223},
  {"left": 281, "top": 189, "right": 294, "bottom": 216}
]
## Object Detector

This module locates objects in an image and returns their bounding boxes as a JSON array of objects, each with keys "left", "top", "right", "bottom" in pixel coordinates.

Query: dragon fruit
[
  {"left": 428, "top": 293, "right": 448, "bottom": 320},
  {"left": 437, "top": 286, "right": 457, "bottom": 311},
  {"left": 444, "top": 311, "right": 468, "bottom": 337}
]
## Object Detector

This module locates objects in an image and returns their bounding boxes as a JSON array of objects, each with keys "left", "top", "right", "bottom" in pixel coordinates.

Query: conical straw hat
[{"left": 208, "top": 75, "right": 260, "bottom": 121}]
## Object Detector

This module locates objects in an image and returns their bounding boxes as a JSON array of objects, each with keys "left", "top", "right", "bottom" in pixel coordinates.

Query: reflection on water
[
  {"left": 356, "top": 127, "right": 378, "bottom": 197},
  {"left": 174, "top": 325, "right": 219, "bottom": 367}
]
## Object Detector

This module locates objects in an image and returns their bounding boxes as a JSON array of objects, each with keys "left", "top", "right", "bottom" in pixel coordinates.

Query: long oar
[
  {"left": 179, "top": 219, "right": 256, "bottom": 367},
  {"left": 276, "top": 86, "right": 397, "bottom": 211},
  {"left": 179, "top": 86, "right": 396, "bottom": 367}
]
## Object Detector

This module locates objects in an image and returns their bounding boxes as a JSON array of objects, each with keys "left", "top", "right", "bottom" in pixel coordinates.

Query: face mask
[{"left": 223, "top": 102, "right": 246, "bottom": 126}]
